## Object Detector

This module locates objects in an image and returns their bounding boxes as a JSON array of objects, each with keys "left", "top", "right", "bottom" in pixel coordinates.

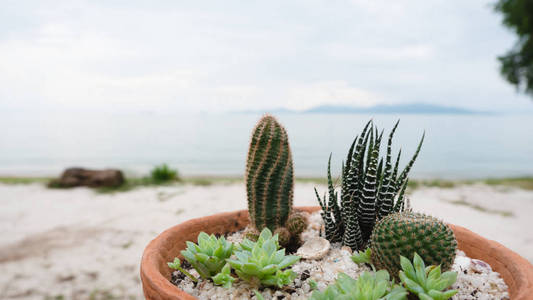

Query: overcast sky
[{"left": 1, "top": 0, "right": 533, "bottom": 114}]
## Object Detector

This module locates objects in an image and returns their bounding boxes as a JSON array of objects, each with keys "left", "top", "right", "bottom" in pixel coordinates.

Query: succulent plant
[
  {"left": 370, "top": 212, "right": 457, "bottom": 279},
  {"left": 211, "top": 263, "right": 236, "bottom": 288},
  {"left": 180, "top": 232, "right": 234, "bottom": 279},
  {"left": 310, "top": 271, "right": 408, "bottom": 300},
  {"left": 227, "top": 228, "right": 300, "bottom": 288},
  {"left": 168, "top": 257, "right": 198, "bottom": 282},
  {"left": 399, "top": 253, "right": 458, "bottom": 300},
  {"left": 316, "top": 120, "right": 424, "bottom": 251},
  {"left": 351, "top": 247, "right": 372, "bottom": 265},
  {"left": 245, "top": 114, "right": 307, "bottom": 245}
]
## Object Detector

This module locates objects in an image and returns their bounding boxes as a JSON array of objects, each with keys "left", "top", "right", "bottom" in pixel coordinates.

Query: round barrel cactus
[{"left": 370, "top": 211, "right": 457, "bottom": 278}]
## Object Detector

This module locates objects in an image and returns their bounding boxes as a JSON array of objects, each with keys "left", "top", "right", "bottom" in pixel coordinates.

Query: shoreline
[{"left": 1, "top": 175, "right": 532, "bottom": 191}]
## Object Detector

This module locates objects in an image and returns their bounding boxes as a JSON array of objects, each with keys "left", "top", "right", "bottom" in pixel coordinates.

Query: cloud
[
  {"left": 286, "top": 81, "right": 381, "bottom": 111},
  {"left": 322, "top": 44, "right": 434, "bottom": 62},
  {"left": 0, "top": 0, "right": 532, "bottom": 114}
]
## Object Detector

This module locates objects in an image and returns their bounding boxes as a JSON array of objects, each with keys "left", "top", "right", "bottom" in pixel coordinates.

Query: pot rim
[{"left": 140, "top": 206, "right": 533, "bottom": 300}]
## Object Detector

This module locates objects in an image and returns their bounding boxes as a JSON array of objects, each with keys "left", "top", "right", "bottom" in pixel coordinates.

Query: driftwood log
[{"left": 49, "top": 168, "right": 124, "bottom": 188}]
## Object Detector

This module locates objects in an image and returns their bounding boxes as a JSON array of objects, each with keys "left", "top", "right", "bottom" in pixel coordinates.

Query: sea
[{"left": 1, "top": 112, "right": 532, "bottom": 179}]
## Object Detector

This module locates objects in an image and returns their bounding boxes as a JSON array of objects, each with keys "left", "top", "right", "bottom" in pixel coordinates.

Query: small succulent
[
  {"left": 211, "top": 263, "right": 235, "bottom": 288},
  {"left": 399, "top": 253, "right": 458, "bottom": 300},
  {"left": 180, "top": 232, "right": 234, "bottom": 279},
  {"left": 310, "top": 271, "right": 408, "bottom": 300},
  {"left": 351, "top": 248, "right": 372, "bottom": 265},
  {"left": 167, "top": 258, "right": 198, "bottom": 282},
  {"left": 227, "top": 228, "right": 300, "bottom": 288}
]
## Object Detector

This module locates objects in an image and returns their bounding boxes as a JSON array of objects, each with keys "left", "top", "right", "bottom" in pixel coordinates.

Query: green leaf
[
  {"left": 254, "top": 290, "right": 265, "bottom": 300},
  {"left": 167, "top": 257, "right": 181, "bottom": 269},
  {"left": 211, "top": 264, "right": 235, "bottom": 288},
  {"left": 335, "top": 273, "right": 355, "bottom": 293},
  {"left": 374, "top": 269, "right": 390, "bottom": 282},
  {"left": 372, "top": 280, "right": 388, "bottom": 298},
  {"left": 270, "top": 249, "right": 285, "bottom": 264},
  {"left": 234, "top": 250, "right": 249, "bottom": 262},
  {"left": 399, "top": 271, "right": 425, "bottom": 294},
  {"left": 181, "top": 250, "right": 196, "bottom": 263},
  {"left": 239, "top": 239, "right": 255, "bottom": 251},
  {"left": 278, "top": 255, "right": 300, "bottom": 269},
  {"left": 192, "top": 262, "right": 211, "bottom": 279},
  {"left": 441, "top": 289, "right": 458, "bottom": 299},
  {"left": 440, "top": 271, "right": 458, "bottom": 288},
  {"left": 261, "top": 264, "right": 278, "bottom": 275},
  {"left": 259, "top": 228, "right": 272, "bottom": 240},
  {"left": 260, "top": 275, "right": 278, "bottom": 287},
  {"left": 197, "top": 231, "right": 209, "bottom": 243},
  {"left": 413, "top": 253, "right": 427, "bottom": 287},
  {"left": 213, "top": 245, "right": 223, "bottom": 258},
  {"left": 226, "top": 259, "right": 243, "bottom": 270},
  {"left": 427, "top": 265, "right": 441, "bottom": 282},
  {"left": 185, "top": 241, "right": 198, "bottom": 253},
  {"left": 418, "top": 293, "right": 433, "bottom": 300},
  {"left": 242, "top": 262, "right": 261, "bottom": 275},
  {"left": 400, "top": 255, "right": 416, "bottom": 280},
  {"left": 235, "top": 269, "right": 252, "bottom": 282},
  {"left": 194, "top": 252, "right": 209, "bottom": 263},
  {"left": 204, "top": 257, "right": 222, "bottom": 274},
  {"left": 386, "top": 286, "right": 408, "bottom": 300},
  {"left": 351, "top": 248, "right": 372, "bottom": 265},
  {"left": 309, "top": 279, "right": 319, "bottom": 291},
  {"left": 262, "top": 239, "right": 277, "bottom": 255}
]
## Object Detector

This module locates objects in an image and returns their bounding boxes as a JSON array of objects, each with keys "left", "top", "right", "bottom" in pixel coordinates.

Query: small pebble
[{"left": 296, "top": 237, "right": 330, "bottom": 260}]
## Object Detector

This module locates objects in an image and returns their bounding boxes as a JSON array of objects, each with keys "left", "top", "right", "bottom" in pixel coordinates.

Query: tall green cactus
[{"left": 245, "top": 114, "right": 295, "bottom": 235}]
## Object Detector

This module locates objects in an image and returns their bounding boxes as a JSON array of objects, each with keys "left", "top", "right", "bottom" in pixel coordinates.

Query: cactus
[
  {"left": 274, "top": 227, "right": 291, "bottom": 247},
  {"left": 316, "top": 120, "right": 424, "bottom": 251},
  {"left": 370, "top": 211, "right": 457, "bottom": 279},
  {"left": 286, "top": 212, "right": 308, "bottom": 234},
  {"left": 246, "top": 115, "right": 305, "bottom": 244}
]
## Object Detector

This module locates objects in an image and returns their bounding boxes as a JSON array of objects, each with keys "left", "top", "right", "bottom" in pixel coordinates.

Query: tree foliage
[{"left": 495, "top": 0, "right": 533, "bottom": 96}]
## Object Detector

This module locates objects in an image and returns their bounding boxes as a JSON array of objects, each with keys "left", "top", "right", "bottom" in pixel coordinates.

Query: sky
[{"left": 1, "top": 0, "right": 533, "bottom": 114}]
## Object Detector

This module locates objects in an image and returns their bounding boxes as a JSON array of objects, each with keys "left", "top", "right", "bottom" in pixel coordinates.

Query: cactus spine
[
  {"left": 370, "top": 211, "right": 457, "bottom": 279},
  {"left": 246, "top": 115, "right": 305, "bottom": 244}
]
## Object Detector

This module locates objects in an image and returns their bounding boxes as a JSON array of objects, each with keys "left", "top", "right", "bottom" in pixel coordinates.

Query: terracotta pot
[{"left": 140, "top": 207, "right": 533, "bottom": 300}]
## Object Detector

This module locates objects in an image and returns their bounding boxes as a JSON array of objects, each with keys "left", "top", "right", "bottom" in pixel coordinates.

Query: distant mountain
[
  {"left": 236, "top": 107, "right": 295, "bottom": 114},
  {"left": 305, "top": 103, "right": 479, "bottom": 114},
  {"left": 236, "top": 103, "right": 482, "bottom": 115}
]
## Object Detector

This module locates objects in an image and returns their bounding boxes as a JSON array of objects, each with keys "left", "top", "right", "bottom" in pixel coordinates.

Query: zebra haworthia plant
[
  {"left": 245, "top": 114, "right": 307, "bottom": 246},
  {"left": 315, "top": 119, "right": 424, "bottom": 251}
]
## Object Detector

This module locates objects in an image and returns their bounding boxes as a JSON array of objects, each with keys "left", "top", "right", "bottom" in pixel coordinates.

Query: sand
[{"left": 0, "top": 182, "right": 532, "bottom": 299}]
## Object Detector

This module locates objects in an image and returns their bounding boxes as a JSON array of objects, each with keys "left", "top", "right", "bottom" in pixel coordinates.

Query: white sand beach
[{"left": 0, "top": 182, "right": 532, "bottom": 299}]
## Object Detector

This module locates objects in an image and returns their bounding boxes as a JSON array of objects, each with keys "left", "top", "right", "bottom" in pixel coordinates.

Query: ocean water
[{"left": 1, "top": 112, "right": 532, "bottom": 179}]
